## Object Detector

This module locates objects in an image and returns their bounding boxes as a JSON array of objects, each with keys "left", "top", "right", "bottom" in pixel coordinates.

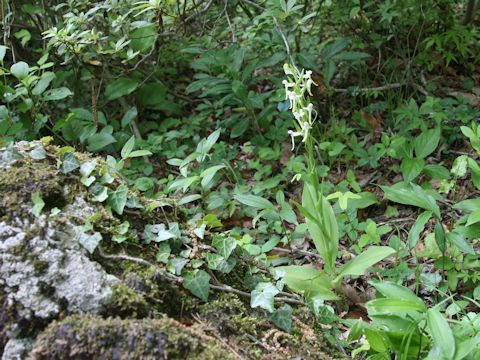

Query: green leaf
[
  {"left": 183, "top": 270, "right": 211, "bottom": 301},
  {"left": 79, "top": 232, "right": 102, "bottom": 254},
  {"left": 212, "top": 236, "right": 237, "bottom": 259},
  {"left": 10, "top": 61, "right": 29, "bottom": 79},
  {"left": 28, "top": 145, "right": 47, "bottom": 160},
  {"left": 336, "top": 246, "right": 396, "bottom": 280},
  {"left": 453, "top": 198, "right": 480, "bottom": 213},
  {"left": 128, "top": 150, "right": 152, "bottom": 158},
  {"left": 87, "top": 133, "right": 117, "bottom": 152},
  {"left": 370, "top": 281, "right": 424, "bottom": 304},
  {"left": 466, "top": 209, "right": 480, "bottom": 226},
  {"left": 268, "top": 304, "right": 292, "bottom": 332},
  {"left": 302, "top": 182, "right": 338, "bottom": 272},
  {"left": 201, "top": 165, "right": 226, "bottom": 188},
  {"left": 400, "top": 157, "right": 424, "bottom": 182},
  {"left": 108, "top": 185, "right": 128, "bottom": 215},
  {"left": 121, "top": 107, "right": 138, "bottom": 128},
  {"left": 407, "top": 211, "right": 432, "bottom": 248},
  {"left": 0, "top": 45, "right": 7, "bottom": 63},
  {"left": 121, "top": 136, "right": 135, "bottom": 159},
  {"left": 251, "top": 282, "right": 279, "bottom": 313},
  {"left": 276, "top": 266, "right": 339, "bottom": 300},
  {"left": 235, "top": 194, "right": 275, "bottom": 210},
  {"left": 446, "top": 231, "right": 475, "bottom": 255},
  {"left": 61, "top": 152, "right": 80, "bottom": 173},
  {"left": 427, "top": 308, "right": 455, "bottom": 359},
  {"left": 381, "top": 182, "right": 441, "bottom": 219},
  {"left": 80, "top": 160, "right": 97, "bottom": 177},
  {"left": 105, "top": 78, "right": 138, "bottom": 101},
  {"left": 144, "top": 224, "right": 175, "bottom": 243},
  {"left": 32, "top": 72, "right": 55, "bottom": 96},
  {"left": 414, "top": 128, "right": 441, "bottom": 159},
  {"left": 31, "top": 192, "right": 45, "bottom": 217},
  {"left": 177, "top": 194, "right": 202, "bottom": 205},
  {"left": 43, "top": 87, "right": 73, "bottom": 101},
  {"left": 366, "top": 298, "right": 426, "bottom": 314},
  {"left": 434, "top": 223, "right": 446, "bottom": 254},
  {"left": 364, "top": 328, "right": 390, "bottom": 353},
  {"left": 90, "top": 184, "right": 108, "bottom": 202}
]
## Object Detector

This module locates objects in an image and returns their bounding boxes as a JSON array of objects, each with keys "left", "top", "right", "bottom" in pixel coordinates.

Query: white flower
[
  {"left": 303, "top": 70, "right": 317, "bottom": 96},
  {"left": 282, "top": 80, "right": 295, "bottom": 98},
  {"left": 288, "top": 129, "right": 302, "bottom": 150},
  {"left": 287, "top": 91, "right": 301, "bottom": 110},
  {"left": 283, "top": 63, "right": 294, "bottom": 76},
  {"left": 293, "top": 109, "right": 305, "bottom": 122}
]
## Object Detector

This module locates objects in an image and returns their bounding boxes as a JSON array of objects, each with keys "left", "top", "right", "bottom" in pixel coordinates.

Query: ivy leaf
[
  {"left": 31, "top": 192, "right": 45, "bottom": 217},
  {"left": 183, "top": 270, "right": 211, "bottom": 301},
  {"left": 144, "top": 224, "right": 175, "bottom": 243},
  {"left": 212, "top": 236, "right": 237, "bottom": 259},
  {"left": 80, "top": 160, "right": 97, "bottom": 177},
  {"left": 90, "top": 184, "right": 108, "bottom": 202},
  {"left": 61, "top": 152, "right": 80, "bottom": 173},
  {"left": 250, "top": 282, "right": 279, "bottom": 313},
  {"left": 268, "top": 304, "right": 292, "bottom": 332},
  {"left": 79, "top": 232, "right": 102, "bottom": 254},
  {"left": 108, "top": 185, "right": 128, "bottom": 215},
  {"left": 28, "top": 145, "right": 47, "bottom": 160}
]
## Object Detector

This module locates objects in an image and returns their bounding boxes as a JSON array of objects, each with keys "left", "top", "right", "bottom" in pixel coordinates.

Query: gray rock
[{"left": 2, "top": 338, "right": 33, "bottom": 360}]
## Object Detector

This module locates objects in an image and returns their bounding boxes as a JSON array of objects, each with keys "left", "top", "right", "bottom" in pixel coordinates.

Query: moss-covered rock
[{"left": 29, "top": 314, "right": 236, "bottom": 360}]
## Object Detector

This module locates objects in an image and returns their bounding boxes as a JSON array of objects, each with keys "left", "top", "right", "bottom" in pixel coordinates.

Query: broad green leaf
[
  {"left": 121, "top": 136, "right": 135, "bottom": 159},
  {"left": 168, "top": 176, "right": 199, "bottom": 192},
  {"left": 454, "top": 333, "right": 480, "bottom": 360},
  {"left": 183, "top": 270, "right": 211, "bottom": 301},
  {"left": 453, "top": 198, "right": 480, "bottom": 213},
  {"left": 32, "top": 72, "right": 55, "bottom": 95},
  {"left": 201, "top": 165, "right": 226, "bottom": 188},
  {"left": 414, "top": 128, "right": 441, "bottom": 159},
  {"left": 212, "top": 236, "right": 237, "bottom": 259},
  {"left": 364, "top": 328, "right": 390, "bottom": 353},
  {"left": 177, "top": 194, "right": 202, "bottom": 205},
  {"left": 108, "top": 185, "right": 128, "bottom": 215},
  {"left": 302, "top": 182, "right": 338, "bottom": 272},
  {"left": 427, "top": 308, "right": 455, "bottom": 359},
  {"left": 268, "top": 304, "right": 292, "bottom": 332},
  {"left": 235, "top": 194, "right": 275, "bottom": 210},
  {"left": 276, "top": 265, "right": 339, "bottom": 300},
  {"left": 10, "top": 61, "right": 29, "bottom": 79},
  {"left": 79, "top": 232, "right": 102, "bottom": 254},
  {"left": 337, "top": 246, "right": 396, "bottom": 280},
  {"left": 121, "top": 107, "right": 138, "bottom": 128},
  {"left": 61, "top": 152, "right": 80, "bottom": 173},
  {"left": 400, "top": 157, "right": 424, "bottom": 182},
  {"left": 466, "top": 209, "right": 480, "bottom": 226},
  {"left": 367, "top": 298, "right": 426, "bottom": 314},
  {"left": 31, "top": 192, "right": 45, "bottom": 217},
  {"left": 251, "top": 282, "right": 279, "bottom": 313},
  {"left": 446, "top": 231, "right": 475, "bottom": 255},
  {"left": 407, "top": 211, "right": 432, "bottom": 248},
  {"left": 128, "top": 150, "right": 152, "bottom": 158},
  {"left": 370, "top": 281, "right": 423, "bottom": 305},
  {"left": 43, "top": 87, "right": 73, "bottom": 101},
  {"left": 105, "top": 78, "right": 138, "bottom": 101},
  {"left": 381, "top": 182, "right": 440, "bottom": 219},
  {"left": 87, "top": 132, "right": 117, "bottom": 152},
  {"left": 434, "top": 223, "right": 446, "bottom": 253}
]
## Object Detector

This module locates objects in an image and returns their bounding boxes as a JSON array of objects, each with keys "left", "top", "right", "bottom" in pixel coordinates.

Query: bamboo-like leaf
[
  {"left": 336, "top": 246, "right": 396, "bottom": 280},
  {"left": 427, "top": 308, "right": 455, "bottom": 359}
]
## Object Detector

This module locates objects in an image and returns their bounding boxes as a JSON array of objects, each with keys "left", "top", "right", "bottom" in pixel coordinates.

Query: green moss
[
  {"left": 0, "top": 159, "right": 65, "bottom": 221},
  {"left": 197, "top": 294, "right": 346, "bottom": 359},
  {"left": 106, "top": 283, "right": 149, "bottom": 319},
  {"left": 30, "top": 314, "right": 236, "bottom": 360}
]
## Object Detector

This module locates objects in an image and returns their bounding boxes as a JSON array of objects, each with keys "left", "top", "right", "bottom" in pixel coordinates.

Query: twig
[
  {"left": 98, "top": 248, "right": 306, "bottom": 305},
  {"left": 224, "top": 0, "right": 237, "bottom": 42},
  {"left": 272, "top": 246, "right": 322, "bottom": 260},
  {"left": 185, "top": 0, "right": 215, "bottom": 22},
  {"left": 272, "top": 16, "right": 298, "bottom": 73},
  {"left": 333, "top": 83, "right": 403, "bottom": 93}
]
